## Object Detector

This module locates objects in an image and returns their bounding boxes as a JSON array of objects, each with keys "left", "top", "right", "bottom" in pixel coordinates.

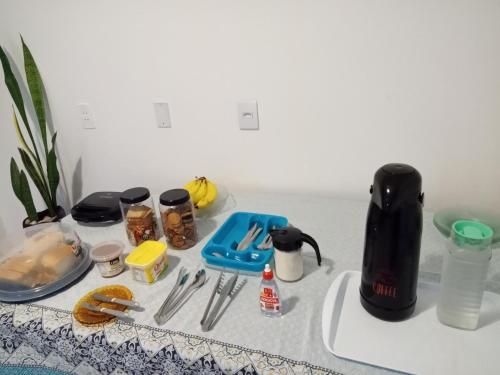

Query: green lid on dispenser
[
  {"left": 452, "top": 220, "right": 493, "bottom": 249},
  {"left": 433, "top": 207, "right": 500, "bottom": 249}
]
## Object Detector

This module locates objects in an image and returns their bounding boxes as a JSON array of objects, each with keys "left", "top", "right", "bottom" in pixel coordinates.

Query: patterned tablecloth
[
  {"left": 1, "top": 192, "right": 499, "bottom": 375},
  {"left": 0, "top": 303, "right": 337, "bottom": 375}
]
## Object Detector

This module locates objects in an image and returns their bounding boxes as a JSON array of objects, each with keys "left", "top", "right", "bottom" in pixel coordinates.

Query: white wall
[{"left": 1, "top": 0, "right": 500, "bottom": 233}]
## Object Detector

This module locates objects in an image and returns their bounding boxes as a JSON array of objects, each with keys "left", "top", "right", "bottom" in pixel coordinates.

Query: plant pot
[{"left": 22, "top": 206, "right": 66, "bottom": 228}]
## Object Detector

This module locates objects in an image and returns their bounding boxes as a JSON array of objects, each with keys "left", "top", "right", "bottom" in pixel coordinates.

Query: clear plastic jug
[{"left": 436, "top": 220, "right": 493, "bottom": 330}]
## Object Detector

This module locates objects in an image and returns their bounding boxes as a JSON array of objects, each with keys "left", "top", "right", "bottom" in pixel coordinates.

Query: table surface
[{"left": 3, "top": 192, "right": 500, "bottom": 375}]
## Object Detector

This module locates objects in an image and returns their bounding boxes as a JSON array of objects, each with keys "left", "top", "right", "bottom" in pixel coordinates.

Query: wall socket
[
  {"left": 77, "top": 103, "right": 95, "bottom": 129},
  {"left": 153, "top": 102, "right": 172, "bottom": 128}
]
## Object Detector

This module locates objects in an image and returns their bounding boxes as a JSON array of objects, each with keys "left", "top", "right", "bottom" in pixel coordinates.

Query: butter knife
[
  {"left": 201, "top": 273, "right": 238, "bottom": 331},
  {"left": 92, "top": 294, "right": 140, "bottom": 308},
  {"left": 236, "top": 224, "right": 258, "bottom": 250},
  {"left": 81, "top": 302, "right": 130, "bottom": 320}
]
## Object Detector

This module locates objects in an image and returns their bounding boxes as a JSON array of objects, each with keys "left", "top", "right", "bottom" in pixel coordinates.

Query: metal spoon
[{"left": 158, "top": 269, "right": 207, "bottom": 324}]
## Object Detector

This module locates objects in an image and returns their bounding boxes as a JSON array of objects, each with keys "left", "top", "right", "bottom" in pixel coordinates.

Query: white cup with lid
[{"left": 90, "top": 240, "right": 125, "bottom": 277}]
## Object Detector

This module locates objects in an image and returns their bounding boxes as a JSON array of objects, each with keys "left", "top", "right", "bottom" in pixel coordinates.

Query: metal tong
[
  {"left": 154, "top": 267, "right": 189, "bottom": 325},
  {"left": 200, "top": 272, "right": 246, "bottom": 331},
  {"left": 155, "top": 268, "right": 207, "bottom": 325}
]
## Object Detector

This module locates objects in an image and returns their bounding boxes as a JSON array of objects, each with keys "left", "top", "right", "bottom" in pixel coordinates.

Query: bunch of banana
[{"left": 184, "top": 177, "right": 218, "bottom": 209}]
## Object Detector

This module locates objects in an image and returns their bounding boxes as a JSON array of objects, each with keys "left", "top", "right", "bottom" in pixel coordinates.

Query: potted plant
[{"left": 0, "top": 37, "right": 64, "bottom": 227}]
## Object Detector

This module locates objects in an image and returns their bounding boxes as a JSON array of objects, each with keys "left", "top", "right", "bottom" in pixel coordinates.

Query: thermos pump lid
[
  {"left": 370, "top": 163, "right": 423, "bottom": 209},
  {"left": 381, "top": 163, "right": 416, "bottom": 175}
]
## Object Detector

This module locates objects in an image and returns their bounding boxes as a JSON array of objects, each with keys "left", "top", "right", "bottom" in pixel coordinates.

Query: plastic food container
[
  {"left": 125, "top": 240, "right": 167, "bottom": 283},
  {"left": 90, "top": 240, "right": 125, "bottom": 277},
  {"left": 0, "top": 222, "right": 92, "bottom": 302},
  {"left": 160, "top": 189, "right": 197, "bottom": 249},
  {"left": 120, "top": 187, "right": 158, "bottom": 246}
]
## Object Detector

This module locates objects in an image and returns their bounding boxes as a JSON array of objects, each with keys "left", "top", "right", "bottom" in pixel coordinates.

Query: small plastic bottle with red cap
[{"left": 260, "top": 264, "right": 282, "bottom": 317}]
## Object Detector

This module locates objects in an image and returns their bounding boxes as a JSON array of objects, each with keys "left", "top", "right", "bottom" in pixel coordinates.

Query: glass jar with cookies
[
  {"left": 159, "top": 189, "right": 197, "bottom": 249},
  {"left": 120, "top": 187, "right": 158, "bottom": 246}
]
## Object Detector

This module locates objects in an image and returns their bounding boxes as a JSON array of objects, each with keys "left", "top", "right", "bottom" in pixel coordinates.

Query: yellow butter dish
[{"left": 125, "top": 240, "right": 167, "bottom": 283}]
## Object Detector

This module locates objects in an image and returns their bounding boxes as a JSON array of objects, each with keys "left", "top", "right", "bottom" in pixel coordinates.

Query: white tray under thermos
[{"left": 322, "top": 271, "right": 500, "bottom": 375}]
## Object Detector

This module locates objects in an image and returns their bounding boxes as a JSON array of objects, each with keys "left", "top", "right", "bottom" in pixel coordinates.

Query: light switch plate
[
  {"left": 237, "top": 100, "right": 259, "bottom": 130},
  {"left": 154, "top": 102, "right": 172, "bottom": 128}
]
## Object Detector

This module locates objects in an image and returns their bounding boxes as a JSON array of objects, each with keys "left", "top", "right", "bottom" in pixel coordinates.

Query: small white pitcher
[{"left": 270, "top": 227, "right": 321, "bottom": 282}]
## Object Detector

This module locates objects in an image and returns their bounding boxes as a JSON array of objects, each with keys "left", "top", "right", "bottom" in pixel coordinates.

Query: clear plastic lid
[
  {"left": 433, "top": 207, "right": 500, "bottom": 248},
  {"left": 0, "top": 222, "right": 92, "bottom": 302}
]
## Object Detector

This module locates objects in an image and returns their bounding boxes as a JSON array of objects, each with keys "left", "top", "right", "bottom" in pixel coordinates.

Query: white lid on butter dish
[{"left": 90, "top": 240, "right": 125, "bottom": 262}]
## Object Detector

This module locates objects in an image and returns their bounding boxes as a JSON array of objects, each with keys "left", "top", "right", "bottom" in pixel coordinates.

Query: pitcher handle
[{"left": 301, "top": 233, "right": 321, "bottom": 266}]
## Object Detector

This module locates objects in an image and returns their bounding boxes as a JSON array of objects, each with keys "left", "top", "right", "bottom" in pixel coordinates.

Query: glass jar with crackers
[
  {"left": 120, "top": 187, "right": 158, "bottom": 246},
  {"left": 159, "top": 189, "right": 197, "bottom": 249}
]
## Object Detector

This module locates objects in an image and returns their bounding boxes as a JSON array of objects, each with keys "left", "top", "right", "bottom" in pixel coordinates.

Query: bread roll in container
[{"left": 0, "top": 222, "right": 91, "bottom": 302}]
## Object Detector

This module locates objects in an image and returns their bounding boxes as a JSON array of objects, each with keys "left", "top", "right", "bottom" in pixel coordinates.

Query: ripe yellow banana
[
  {"left": 183, "top": 177, "right": 218, "bottom": 209},
  {"left": 205, "top": 180, "right": 218, "bottom": 203},
  {"left": 196, "top": 197, "right": 209, "bottom": 209},
  {"left": 184, "top": 178, "right": 202, "bottom": 202},
  {"left": 196, "top": 180, "right": 217, "bottom": 208},
  {"left": 192, "top": 178, "right": 207, "bottom": 203},
  {"left": 184, "top": 179, "right": 199, "bottom": 195}
]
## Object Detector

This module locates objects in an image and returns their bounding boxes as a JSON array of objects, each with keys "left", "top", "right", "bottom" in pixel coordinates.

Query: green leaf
[
  {"left": 10, "top": 158, "right": 22, "bottom": 202},
  {"left": 11, "top": 158, "right": 37, "bottom": 221},
  {"left": 18, "top": 147, "right": 54, "bottom": 216},
  {"left": 19, "top": 170, "right": 37, "bottom": 221},
  {"left": 22, "top": 37, "right": 47, "bottom": 156},
  {"left": 12, "top": 108, "right": 35, "bottom": 159},
  {"left": 47, "top": 144, "right": 59, "bottom": 206},
  {"left": 0, "top": 43, "right": 41, "bottom": 163},
  {"left": 0, "top": 45, "right": 29, "bottom": 127}
]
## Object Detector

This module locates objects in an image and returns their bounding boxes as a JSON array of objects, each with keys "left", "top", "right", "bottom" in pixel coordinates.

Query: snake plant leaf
[
  {"left": 22, "top": 37, "right": 47, "bottom": 156},
  {"left": 47, "top": 138, "right": 59, "bottom": 205},
  {"left": 11, "top": 157, "right": 37, "bottom": 221},
  {"left": 0, "top": 45, "right": 36, "bottom": 146},
  {"left": 18, "top": 147, "right": 54, "bottom": 215},
  {"left": 10, "top": 157, "right": 22, "bottom": 202},
  {"left": 19, "top": 170, "right": 37, "bottom": 221},
  {"left": 12, "top": 108, "right": 35, "bottom": 159}
]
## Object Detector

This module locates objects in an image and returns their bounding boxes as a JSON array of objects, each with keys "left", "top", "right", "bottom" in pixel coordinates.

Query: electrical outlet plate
[
  {"left": 153, "top": 102, "right": 172, "bottom": 128},
  {"left": 77, "top": 103, "right": 95, "bottom": 129},
  {"left": 237, "top": 100, "right": 259, "bottom": 130}
]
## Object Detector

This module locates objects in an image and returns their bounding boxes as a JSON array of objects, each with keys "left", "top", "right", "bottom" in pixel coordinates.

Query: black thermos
[{"left": 360, "top": 163, "right": 424, "bottom": 321}]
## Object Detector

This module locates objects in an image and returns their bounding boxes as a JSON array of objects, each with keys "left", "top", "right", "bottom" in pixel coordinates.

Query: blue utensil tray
[{"left": 201, "top": 211, "right": 288, "bottom": 274}]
